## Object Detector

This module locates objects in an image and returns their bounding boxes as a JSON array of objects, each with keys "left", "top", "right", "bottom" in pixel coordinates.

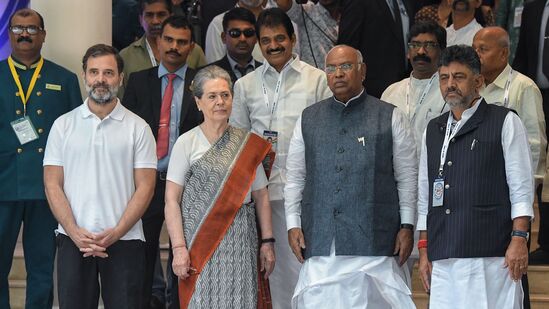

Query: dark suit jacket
[
  {"left": 206, "top": 55, "right": 262, "bottom": 84},
  {"left": 337, "top": 0, "right": 418, "bottom": 98},
  {"left": 512, "top": 0, "right": 546, "bottom": 87},
  {"left": 122, "top": 66, "right": 203, "bottom": 142}
]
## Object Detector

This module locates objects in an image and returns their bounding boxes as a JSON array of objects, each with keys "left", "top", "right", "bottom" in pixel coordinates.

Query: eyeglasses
[
  {"left": 408, "top": 41, "right": 439, "bottom": 51},
  {"left": 325, "top": 63, "right": 358, "bottom": 75},
  {"left": 227, "top": 28, "right": 256, "bottom": 38},
  {"left": 9, "top": 25, "right": 43, "bottom": 35}
]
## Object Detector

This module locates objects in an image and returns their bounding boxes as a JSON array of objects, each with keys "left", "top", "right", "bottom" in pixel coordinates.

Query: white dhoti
[
  {"left": 292, "top": 241, "right": 415, "bottom": 309},
  {"left": 269, "top": 200, "right": 302, "bottom": 309},
  {"left": 430, "top": 257, "right": 523, "bottom": 309}
]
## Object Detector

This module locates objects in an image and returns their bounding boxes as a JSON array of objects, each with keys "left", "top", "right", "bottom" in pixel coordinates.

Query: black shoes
[{"left": 529, "top": 248, "right": 549, "bottom": 265}]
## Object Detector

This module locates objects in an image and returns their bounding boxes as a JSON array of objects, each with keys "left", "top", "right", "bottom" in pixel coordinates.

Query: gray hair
[
  {"left": 324, "top": 45, "right": 364, "bottom": 67},
  {"left": 191, "top": 65, "right": 233, "bottom": 98}
]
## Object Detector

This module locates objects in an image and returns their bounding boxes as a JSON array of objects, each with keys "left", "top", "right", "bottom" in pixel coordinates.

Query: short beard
[
  {"left": 86, "top": 83, "right": 118, "bottom": 105},
  {"left": 445, "top": 93, "right": 475, "bottom": 109}
]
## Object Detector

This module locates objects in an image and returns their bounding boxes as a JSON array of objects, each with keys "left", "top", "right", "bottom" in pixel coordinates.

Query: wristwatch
[{"left": 511, "top": 230, "right": 529, "bottom": 241}]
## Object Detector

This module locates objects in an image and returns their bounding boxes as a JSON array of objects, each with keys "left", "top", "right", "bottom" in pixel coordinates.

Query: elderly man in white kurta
[
  {"left": 285, "top": 45, "right": 417, "bottom": 308},
  {"left": 229, "top": 8, "right": 331, "bottom": 309}
]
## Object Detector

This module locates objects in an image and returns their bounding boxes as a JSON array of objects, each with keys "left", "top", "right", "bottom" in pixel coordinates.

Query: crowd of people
[{"left": 1, "top": 0, "right": 549, "bottom": 309}]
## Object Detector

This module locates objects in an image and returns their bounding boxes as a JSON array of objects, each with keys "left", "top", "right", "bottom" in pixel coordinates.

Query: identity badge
[
  {"left": 262, "top": 130, "right": 278, "bottom": 179},
  {"left": 263, "top": 130, "right": 278, "bottom": 146},
  {"left": 11, "top": 116, "right": 39, "bottom": 145},
  {"left": 432, "top": 177, "right": 444, "bottom": 207},
  {"left": 513, "top": 6, "right": 523, "bottom": 28}
]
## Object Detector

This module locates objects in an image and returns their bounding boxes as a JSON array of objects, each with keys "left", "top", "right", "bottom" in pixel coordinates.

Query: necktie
[
  {"left": 392, "top": 0, "right": 404, "bottom": 44},
  {"left": 235, "top": 65, "right": 252, "bottom": 78},
  {"left": 541, "top": 12, "right": 549, "bottom": 79},
  {"left": 157, "top": 73, "right": 177, "bottom": 159}
]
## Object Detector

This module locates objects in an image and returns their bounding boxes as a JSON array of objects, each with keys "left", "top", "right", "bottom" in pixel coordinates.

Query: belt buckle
[{"left": 158, "top": 171, "right": 167, "bottom": 181}]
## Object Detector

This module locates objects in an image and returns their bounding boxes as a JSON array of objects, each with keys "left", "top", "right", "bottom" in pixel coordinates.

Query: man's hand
[
  {"left": 418, "top": 248, "right": 432, "bottom": 293},
  {"left": 504, "top": 237, "right": 529, "bottom": 281},
  {"left": 66, "top": 226, "right": 108, "bottom": 258},
  {"left": 393, "top": 228, "right": 413, "bottom": 266},
  {"left": 288, "top": 228, "right": 306, "bottom": 263},
  {"left": 94, "top": 227, "right": 121, "bottom": 249}
]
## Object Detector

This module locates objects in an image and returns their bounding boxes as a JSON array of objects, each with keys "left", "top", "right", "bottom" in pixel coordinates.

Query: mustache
[
  {"left": 412, "top": 55, "right": 431, "bottom": 63},
  {"left": 166, "top": 49, "right": 181, "bottom": 56},
  {"left": 267, "top": 47, "right": 284, "bottom": 54},
  {"left": 91, "top": 81, "right": 110, "bottom": 90},
  {"left": 444, "top": 87, "right": 463, "bottom": 98},
  {"left": 17, "top": 36, "right": 32, "bottom": 43},
  {"left": 236, "top": 42, "right": 250, "bottom": 49}
]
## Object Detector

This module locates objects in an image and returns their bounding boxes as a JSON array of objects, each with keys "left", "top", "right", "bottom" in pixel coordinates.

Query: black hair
[
  {"left": 82, "top": 44, "right": 124, "bottom": 73},
  {"left": 438, "top": 45, "right": 481, "bottom": 74},
  {"left": 139, "top": 0, "right": 172, "bottom": 14},
  {"left": 255, "top": 8, "right": 294, "bottom": 39},
  {"left": 10, "top": 8, "right": 45, "bottom": 29},
  {"left": 161, "top": 15, "right": 194, "bottom": 42},
  {"left": 409, "top": 21, "right": 447, "bottom": 50},
  {"left": 222, "top": 7, "right": 257, "bottom": 32}
]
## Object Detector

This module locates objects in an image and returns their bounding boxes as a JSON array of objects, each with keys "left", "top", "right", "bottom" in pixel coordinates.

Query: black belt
[{"left": 158, "top": 171, "right": 167, "bottom": 181}]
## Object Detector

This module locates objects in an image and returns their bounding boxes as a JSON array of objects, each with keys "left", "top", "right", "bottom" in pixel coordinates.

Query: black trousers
[
  {"left": 56, "top": 234, "right": 145, "bottom": 309},
  {"left": 539, "top": 88, "right": 549, "bottom": 251},
  {"left": 142, "top": 175, "right": 167, "bottom": 307}
]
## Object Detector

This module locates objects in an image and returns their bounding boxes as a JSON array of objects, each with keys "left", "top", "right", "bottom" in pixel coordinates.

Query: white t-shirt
[
  {"left": 44, "top": 99, "right": 157, "bottom": 241},
  {"left": 166, "top": 126, "right": 268, "bottom": 203}
]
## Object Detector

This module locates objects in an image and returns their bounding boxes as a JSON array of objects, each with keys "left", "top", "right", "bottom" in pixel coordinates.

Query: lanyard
[
  {"left": 405, "top": 73, "right": 436, "bottom": 122},
  {"left": 502, "top": 68, "right": 513, "bottom": 108},
  {"left": 262, "top": 64, "right": 286, "bottom": 130},
  {"left": 438, "top": 112, "right": 462, "bottom": 177},
  {"left": 145, "top": 38, "right": 158, "bottom": 67},
  {"left": 8, "top": 56, "right": 44, "bottom": 116}
]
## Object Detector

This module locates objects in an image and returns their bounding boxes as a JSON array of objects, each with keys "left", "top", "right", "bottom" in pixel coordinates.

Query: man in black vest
[
  {"left": 417, "top": 45, "right": 533, "bottom": 308},
  {"left": 284, "top": 45, "right": 417, "bottom": 308}
]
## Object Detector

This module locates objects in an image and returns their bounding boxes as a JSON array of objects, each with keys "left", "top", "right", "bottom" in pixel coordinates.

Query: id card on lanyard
[
  {"left": 433, "top": 113, "right": 462, "bottom": 207},
  {"left": 8, "top": 56, "right": 44, "bottom": 145},
  {"left": 405, "top": 73, "right": 436, "bottom": 122}
]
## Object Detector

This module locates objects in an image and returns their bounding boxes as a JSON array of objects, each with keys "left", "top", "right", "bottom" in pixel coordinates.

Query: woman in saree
[{"left": 164, "top": 65, "right": 275, "bottom": 309}]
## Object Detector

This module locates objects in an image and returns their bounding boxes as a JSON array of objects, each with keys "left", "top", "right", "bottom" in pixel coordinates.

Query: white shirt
[
  {"left": 446, "top": 18, "right": 483, "bottom": 46},
  {"left": 230, "top": 55, "right": 332, "bottom": 201},
  {"left": 284, "top": 91, "right": 418, "bottom": 230},
  {"left": 204, "top": 4, "right": 301, "bottom": 63},
  {"left": 43, "top": 99, "right": 157, "bottom": 241},
  {"left": 536, "top": 0, "right": 549, "bottom": 88},
  {"left": 381, "top": 72, "right": 449, "bottom": 155},
  {"left": 481, "top": 64, "right": 547, "bottom": 183},
  {"left": 166, "top": 126, "right": 268, "bottom": 203},
  {"left": 417, "top": 99, "right": 535, "bottom": 231}
]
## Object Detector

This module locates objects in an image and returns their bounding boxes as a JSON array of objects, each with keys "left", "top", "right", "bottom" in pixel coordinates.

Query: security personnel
[{"left": 0, "top": 8, "right": 81, "bottom": 309}]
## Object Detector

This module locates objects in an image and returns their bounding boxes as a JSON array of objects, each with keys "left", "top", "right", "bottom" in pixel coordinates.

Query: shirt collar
[
  {"left": 158, "top": 62, "right": 187, "bottom": 80},
  {"left": 10, "top": 55, "right": 42, "bottom": 70},
  {"left": 449, "top": 18, "right": 481, "bottom": 32},
  {"left": 81, "top": 97, "right": 125, "bottom": 121},
  {"left": 263, "top": 54, "right": 301, "bottom": 75},
  {"left": 490, "top": 63, "right": 512, "bottom": 89},
  {"left": 227, "top": 54, "right": 255, "bottom": 70},
  {"left": 334, "top": 88, "right": 365, "bottom": 106}
]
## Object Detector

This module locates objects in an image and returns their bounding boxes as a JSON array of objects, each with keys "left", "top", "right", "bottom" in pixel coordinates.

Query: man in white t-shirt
[{"left": 43, "top": 44, "right": 157, "bottom": 309}]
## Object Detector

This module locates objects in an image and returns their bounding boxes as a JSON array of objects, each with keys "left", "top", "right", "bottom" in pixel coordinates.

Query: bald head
[{"left": 472, "top": 27, "right": 510, "bottom": 84}]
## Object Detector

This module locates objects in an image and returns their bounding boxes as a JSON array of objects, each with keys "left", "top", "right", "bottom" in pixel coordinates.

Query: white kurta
[
  {"left": 446, "top": 19, "right": 483, "bottom": 46},
  {"left": 285, "top": 92, "right": 417, "bottom": 308},
  {"left": 417, "top": 99, "right": 534, "bottom": 309}
]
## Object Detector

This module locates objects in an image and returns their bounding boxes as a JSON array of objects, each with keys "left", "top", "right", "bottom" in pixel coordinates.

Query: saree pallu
[{"left": 178, "top": 126, "right": 271, "bottom": 309}]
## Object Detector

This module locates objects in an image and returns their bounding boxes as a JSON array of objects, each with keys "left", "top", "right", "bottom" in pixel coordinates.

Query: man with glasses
[
  {"left": 230, "top": 8, "right": 331, "bottom": 309},
  {"left": 207, "top": 7, "right": 262, "bottom": 83},
  {"left": 284, "top": 44, "right": 417, "bottom": 308},
  {"left": 0, "top": 8, "right": 81, "bottom": 309}
]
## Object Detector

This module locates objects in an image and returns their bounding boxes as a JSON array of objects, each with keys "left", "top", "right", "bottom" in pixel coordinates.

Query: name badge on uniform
[
  {"left": 513, "top": 6, "right": 523, "bottom": 28},
  {"left": 262, "top": 130, "right": 278, "bottom": 179},
  {"left": 45, "top": 83, "right": 62, "bottom": 91},
  {"left": 11, "top": 116, "right": 39, "bottom": 145},
  {"left": 432, "top": 177, "right": 444, "bottom": 207}
]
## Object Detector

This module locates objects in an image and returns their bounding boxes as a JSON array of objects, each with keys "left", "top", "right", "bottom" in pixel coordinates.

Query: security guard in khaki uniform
[{"left": 0, "top": 8, "right": 81, "bottom": 309}]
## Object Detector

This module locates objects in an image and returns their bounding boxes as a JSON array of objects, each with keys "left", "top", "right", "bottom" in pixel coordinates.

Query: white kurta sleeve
[
  {"left": 229, "top": 79, "right": 252, "bottom": 130},
  {"left": 284, "top": 116, "right": 306, "bottom": 230},
  {"left": 204, "top": 15, "right": 225, "bottom": 63},
  {"left": 391, "top": 108, "right": 418, "bottom": 226},
  {"left": 416, "top": 130, "right": 429, "bottom": 231},
  {"left": 501, "top": 112, "right": 535, "bottom": 219}
]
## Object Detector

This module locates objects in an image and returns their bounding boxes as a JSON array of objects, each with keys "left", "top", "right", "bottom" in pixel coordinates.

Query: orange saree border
[{"left": 178, "top": 133, "right": 270, "bottom": 309}]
